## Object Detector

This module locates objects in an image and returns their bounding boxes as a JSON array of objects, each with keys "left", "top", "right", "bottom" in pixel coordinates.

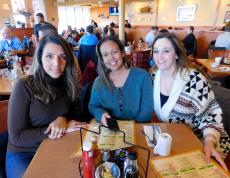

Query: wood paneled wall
[
  {"left": 11, "top": 28, "right": 34, "bottom": 41},
  {"left": 124, "top": 26, "right": 224, "bottom": 58}
]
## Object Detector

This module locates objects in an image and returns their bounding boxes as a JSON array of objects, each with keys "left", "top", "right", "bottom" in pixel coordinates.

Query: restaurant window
[
  {"left": 10, "top": 0, "right": 26, "bottom": 27},
  {"left": 58, "top": 6, "right": 91, "bottom": 34}
]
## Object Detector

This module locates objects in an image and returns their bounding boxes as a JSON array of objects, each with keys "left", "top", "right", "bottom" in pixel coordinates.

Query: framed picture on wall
[
  {"left": 224, "top": 11, "right": 230, "bottom": 23},
  {"left": 176, "top": 5, "right": 197, "bottom": 22}
]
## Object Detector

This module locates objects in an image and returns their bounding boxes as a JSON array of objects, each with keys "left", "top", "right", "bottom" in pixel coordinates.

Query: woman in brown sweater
[{"left": 6, "top": 33, "right": 86, "bottom": 178}]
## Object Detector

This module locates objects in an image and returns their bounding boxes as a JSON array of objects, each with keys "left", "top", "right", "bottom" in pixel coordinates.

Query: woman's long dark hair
[
  {"left": 96, "top": 36, "right": 131, "bottom": 90},
  {"left": 26, "top": 33, "right": 81, "bottom": 103}
]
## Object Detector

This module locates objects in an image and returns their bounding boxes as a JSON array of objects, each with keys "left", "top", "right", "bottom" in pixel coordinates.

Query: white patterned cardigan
[{"left": 153, "top": 69, "right": 230, "bottom": 156}]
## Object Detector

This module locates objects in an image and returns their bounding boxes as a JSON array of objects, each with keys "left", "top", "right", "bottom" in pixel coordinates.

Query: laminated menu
[
  {"left": 73, "top": 119, "right": 135, "bottom": 156},
  {"left": 151, "top": 150, "right": 230, "bottom": 178}
]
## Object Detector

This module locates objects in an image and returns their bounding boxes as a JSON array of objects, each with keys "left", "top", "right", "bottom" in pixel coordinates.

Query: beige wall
[
  {"left": 125, "top": 1, "right": 155, "bottom": 26},
  {"left": 0, "top": 0, "right": 229, "bottom": 29},
  {"left": 217, "top": 0, "right": 230, "bottom": 25},
  {"left": 0, "top": 1, "right": 14, "bottom": 29},
  {"left": 90, "top": 0, "right": 230, "bottom": 27},
  {"left": 157, "top": 0, "right": 230, "bottom": 27},
  {"left": 44, "top": 0, "right": 59, "bottom": 27},
  {"left": 91, "top": 5, "right": 119, "bottom": 27}
]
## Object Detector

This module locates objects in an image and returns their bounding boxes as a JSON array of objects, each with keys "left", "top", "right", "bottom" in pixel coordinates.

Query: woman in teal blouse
[{"left": 89, "top": 36, "right": 153, "bottom": 125}]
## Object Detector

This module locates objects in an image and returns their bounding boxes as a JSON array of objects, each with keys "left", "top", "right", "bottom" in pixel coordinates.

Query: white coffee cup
[
  {"left": 125, "top": 46, "right": 130, "bottom": 54},
  {"left": 154, "top": 133, "right": 172, "bottom": 156},
  {"left": 215, "top": 57, "right": 222, "bottom": 65},
  {"left": 211, "top": 62, "right": 218, "bottom": 68}
]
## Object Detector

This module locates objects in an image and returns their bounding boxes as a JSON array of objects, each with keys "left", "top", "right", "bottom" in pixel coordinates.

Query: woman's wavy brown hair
[
  {"left": 25, "top": 33, "right": 81, "bottom": 103},
  {"left": 151, "top": 32, "right": 208, "bottom": 79}
]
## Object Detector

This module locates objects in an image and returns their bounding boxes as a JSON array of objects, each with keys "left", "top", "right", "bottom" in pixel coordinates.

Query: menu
[
  {"left": 151, "top": 151, "right": 230, "bottom": 178},
  {"left": 73, "top": 119, "right": 135, "bottom": 156}
]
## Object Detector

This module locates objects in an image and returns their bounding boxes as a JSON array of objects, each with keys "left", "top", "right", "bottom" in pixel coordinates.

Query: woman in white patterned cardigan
[{"left": 152, "top": 32, "right": 229, "bottom": 171}]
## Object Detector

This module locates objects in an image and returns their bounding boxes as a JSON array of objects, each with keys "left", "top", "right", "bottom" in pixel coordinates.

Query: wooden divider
[
  {"left": 123, "top": 26, "right": 224, "bottom": 58},
  {"left": 11, "top": 28, "right": 34, "bottom": 41}
]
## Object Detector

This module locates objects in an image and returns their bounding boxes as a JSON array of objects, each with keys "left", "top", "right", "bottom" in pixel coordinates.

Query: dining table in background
[
  {"left": 0, "top": 76, "right": 13, "bottom": 95},
  {"left": 196, "top": 58, "right": 230, "bottom": 78},
  {"left": 23, "top": 123, "right": 205, "bottom": 178}
]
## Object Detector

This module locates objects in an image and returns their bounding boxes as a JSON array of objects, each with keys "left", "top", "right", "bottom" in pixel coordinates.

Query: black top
[
  {"left": 125, "top": 23, "right": 131, "bottom": 28},
  {"left": 182, "top": 33, "right": 196, "bottom": 55},
  {"left": 7, "top": 77, "right": 80, "bottom": 153},
  {"left": 160, "top": 92, "right": 169, "bottom": 108}
]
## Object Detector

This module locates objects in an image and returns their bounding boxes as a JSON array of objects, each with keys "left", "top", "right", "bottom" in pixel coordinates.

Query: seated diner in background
[
  {"left": 0, "top": 26, "right": 24, "bottom": 53},
  {"left": 151, "top": 32, "right": 230, "bottom": 171},
  {"left": 6, "top": 34, "right": 87, "bottom": 178},
  {"left": 89, "top": 36, "right": 154, "bottom": 126},
  {"left": 145, "top": 26, "right": 159, "bottom": 48},
  {"left": 182, "top": 26, "right": 196, "bottom": 56},
  {"left": 215, "top": 24, "right": 230, "bottom": 50}
]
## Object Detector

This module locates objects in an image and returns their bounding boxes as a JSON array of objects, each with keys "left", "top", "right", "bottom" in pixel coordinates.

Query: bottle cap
[
  {"left": 90, "top": 135, "right": 97, "bottom": 143},
  {"left": 83, "top": 141, "right": 92, "bottom": 151},
  {"left": 128, "top": 152, "right": 137, "bottom": 160}
]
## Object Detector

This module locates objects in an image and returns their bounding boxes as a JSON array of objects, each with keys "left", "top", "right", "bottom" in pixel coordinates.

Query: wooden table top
[
  {"left": 0, "top": 76, "right": 13, "bottom": 95},
  {"left": 24, "top": 123, "right": 203, "bottom": 178},
  {"left": 196, "top": 58, "right": 230, "bottom": 78}
]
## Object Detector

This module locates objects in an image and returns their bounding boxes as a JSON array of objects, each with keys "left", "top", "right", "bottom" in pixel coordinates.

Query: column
[
  {"left": 154, "top": 0, "right": 159, "bottom": 26},
  {"left": 118, "top": 0, "right": 125, "bottom": 42}
]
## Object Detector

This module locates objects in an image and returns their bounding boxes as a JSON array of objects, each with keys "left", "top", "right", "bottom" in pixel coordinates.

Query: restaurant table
[
  {"left": 196, "top": 58, "right": 230, "bottom": 78},
  {"left": 0, "top": 76, "right": 13, "bottom": 95},
  {"left": 23, "top": 123, "right": 204, "bottom": 178}
]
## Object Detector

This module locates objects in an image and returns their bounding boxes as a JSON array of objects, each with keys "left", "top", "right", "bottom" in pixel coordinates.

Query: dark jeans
[
  {"left": 0, "top": 132, "right": 8, "bottom": 178},
  {"left": 6, "top": 151, "right": 34, "bottom": 178}
]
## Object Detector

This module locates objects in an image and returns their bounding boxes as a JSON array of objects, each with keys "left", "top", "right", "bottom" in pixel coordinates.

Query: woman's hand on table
[
  {"left": 65, "top": 120, "right": 88, "bottom": 133},
  {"left": 101, "top": 112, "right": 111, "bottom": 126},
  {"left": 204, "top": 136, "right": 228, "bottom": 171},
  {"left": 44, "top": 116, "right": 67, "bottom": 139}
]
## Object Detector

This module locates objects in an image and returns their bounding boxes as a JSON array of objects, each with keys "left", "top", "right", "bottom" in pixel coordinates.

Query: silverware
[{"left": 141, "top": 129, "right": 156, "bottom": 146}]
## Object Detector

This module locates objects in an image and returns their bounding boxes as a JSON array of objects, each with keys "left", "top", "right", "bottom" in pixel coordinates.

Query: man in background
[
  {"left": 33, "top": 13, "right": 50, "bottom": 39},
  {"left": 0, "top": 26, "right": 24, "bottom": 52},
  {"left": 182, "top": 26, "right": 196, "bottom": 56},
  {"left": 145, "top": 26, "right": 159, "bottom": 47},
  {"left": 125, "top": 20, "right": 131, "bottom": 28},
  {"left": 78, "top": 25, "right": 98, "bottom": 46},
  {"left": 77, "top": 25, "right": 98, "bottom": 85},
  {"left": 215, "top": 24, "right": 230, "bottom": 50}
]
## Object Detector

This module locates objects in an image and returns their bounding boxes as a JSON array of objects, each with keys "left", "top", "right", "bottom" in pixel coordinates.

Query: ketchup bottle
[
  {"left": 90, "top": 135, "right": 101, "bottom": 166},
  {"left": 82, "top": 142, "right": 95, "bottom": 178}
]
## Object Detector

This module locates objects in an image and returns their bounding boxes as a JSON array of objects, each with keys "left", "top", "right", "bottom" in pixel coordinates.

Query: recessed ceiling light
[{"left": 98, "top": 1, "right": 101, "bottom": 4}]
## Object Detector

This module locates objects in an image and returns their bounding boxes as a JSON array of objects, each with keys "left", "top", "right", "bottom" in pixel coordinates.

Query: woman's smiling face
[
  {"left": 153, "top": 38, "right": 177, "bottom": 71},
  {"left": 100, "top": 40, "right": 124, "bottom": 71}
]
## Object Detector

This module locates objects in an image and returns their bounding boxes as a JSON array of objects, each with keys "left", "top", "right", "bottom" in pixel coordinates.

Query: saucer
[{"left": 219, "top": 66, "right": 230, "bottom": 72}]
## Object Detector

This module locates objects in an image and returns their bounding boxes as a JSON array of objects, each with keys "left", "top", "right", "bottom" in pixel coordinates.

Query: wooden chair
[
  {"left": 0, "top": 100, "right": 8, "bottom": 133},
  {"left": 131, "top": 50, "right": 151, "bottom": 71}
]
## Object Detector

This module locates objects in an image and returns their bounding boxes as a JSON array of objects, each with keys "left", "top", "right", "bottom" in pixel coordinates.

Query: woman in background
[
  {"left": 152, "top": 32, "right": 229, "bottom": 170},
  {"left": 6, "top": 34, "right": 87, "bottom": 178},
  {"left": 89, "top": 36, "right": 153, "bottom": 125}
]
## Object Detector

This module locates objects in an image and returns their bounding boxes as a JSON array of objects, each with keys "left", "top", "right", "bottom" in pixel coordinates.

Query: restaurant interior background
[{"left": 0, "top": 0, "right": 229, "bottom": 31}]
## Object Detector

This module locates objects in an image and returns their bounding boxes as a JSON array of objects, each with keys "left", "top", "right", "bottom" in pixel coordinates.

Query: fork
[{"left": 141, "top": 130, "right": 156, "bottom": 146}]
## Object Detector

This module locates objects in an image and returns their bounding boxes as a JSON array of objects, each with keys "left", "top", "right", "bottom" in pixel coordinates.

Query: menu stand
[{"left": 79, "top": 125, "right": 150, "bottom": 178}]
